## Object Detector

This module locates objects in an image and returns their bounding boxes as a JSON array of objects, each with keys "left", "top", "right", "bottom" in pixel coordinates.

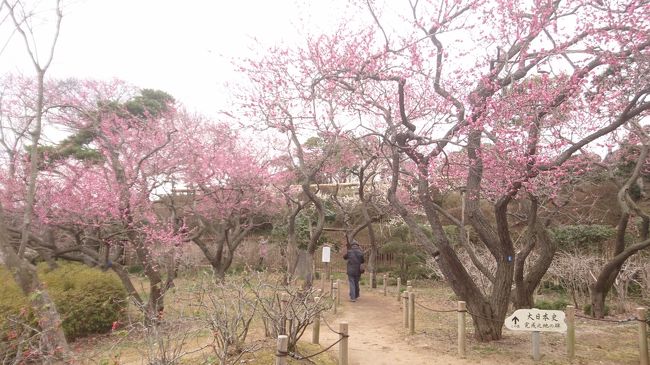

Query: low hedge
[
  {"left": 0, "top": 262, "right": 127, "bottom": 341},
  {"left": 535, "top": 298, "right": 570, "bottom": 310}
]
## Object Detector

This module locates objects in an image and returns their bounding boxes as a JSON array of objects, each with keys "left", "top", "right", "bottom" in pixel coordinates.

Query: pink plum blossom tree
[{"left": 240, "top": 0, "right": 649, "bottom": 340}]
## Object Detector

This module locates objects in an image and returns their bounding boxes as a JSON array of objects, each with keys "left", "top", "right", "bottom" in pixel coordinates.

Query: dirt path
[
  {"left": 302, "top": 280, "right": 644, "bottom": 365},
  {"left": 308, "top": 283, "right": 468, "bottom": 365}
]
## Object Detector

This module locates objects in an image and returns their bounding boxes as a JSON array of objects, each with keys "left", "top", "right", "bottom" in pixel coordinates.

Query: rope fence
[
  {"left": 289, "top": 336, "right": 344, "bottom": 361},
  {"left": 575, "top": 313, "right": 642, "bottom": 324},
  {"left": 390, "top": 278, "right": 648, "bottom": 363},
  {"left": 278, "top": 277, "right": 650, "bottom": 364},
  {"left": 414, "top": 300, "right": 457, "bottom": 313},
  {"left": 276, "top": 311, "right": 349, "bottom": 364}
]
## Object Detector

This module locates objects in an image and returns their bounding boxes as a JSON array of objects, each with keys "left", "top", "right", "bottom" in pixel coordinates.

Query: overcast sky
[{"left": 0, "top": 0, "right": 347, "bottom": 119}]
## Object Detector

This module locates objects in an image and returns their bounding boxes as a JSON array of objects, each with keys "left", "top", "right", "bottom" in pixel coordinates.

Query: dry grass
[
  {"left": 70, "top": 274, "right": 647, "bottom": 365},
  {"left": 410, "top": 280, "right": 644, "bottom": 365},
  {"left": 72, "top": 273, "right": 336, "bottom": 364}
]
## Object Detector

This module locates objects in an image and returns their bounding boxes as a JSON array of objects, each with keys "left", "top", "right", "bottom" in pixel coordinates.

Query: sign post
[
  {"left": 321, "top": 246, "right": 331, "bottom": 292},
  {"left": 505, "top": 308, "right": 567, "bottom": 361},
  {"left": 532, "top": 331, "right": 541, "bottom": 361}
]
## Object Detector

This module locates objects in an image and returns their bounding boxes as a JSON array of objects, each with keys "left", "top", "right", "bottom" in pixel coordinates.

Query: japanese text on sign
[{"left": 505, "top": 308, "right": 567, "bottom": 333}]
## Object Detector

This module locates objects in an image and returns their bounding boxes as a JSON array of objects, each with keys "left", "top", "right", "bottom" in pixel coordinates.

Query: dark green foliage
[
  {"left": 126, "top": 264, "right": 144, "bottom": 274},
  {"left": 31, "top": 127, "right": 103, "bottom": 167},
  {"left": 381, "top": 241, "right": 429, "bottom": 280},
  {"left": 442, "top": 225, "right": 460, "bottom": 243},
  {"left": 125, "top": 89, "right": 175, "bottom": 118},
  {"left": 32, "top": 88, "right": 175, "bottom": 168},
  {"left": 629, "top": 182, "right": 642, "bottom": 201},
  {"left": 583, "top": 303, "right": 610, "bottom": 316},
  {"left": 388, "top": 223, "right": 411, "bottom": 242},
  {"left": 0, "top": 262, "right": 127, "bottom": 341},
  {"left": 627, "top": 280, "right": 643, "bottom": 297},
  {"left": 303, "top": 136, "right": 323, "bottom": 148},
  {"left": 270, "top": 210, "right": 328, "bottom": 251},
  {"left": 539, "top": 281, "right": 567, "bottom": 295},
  {"left": 550, "top": 225, "right": 616, "bottom": 252},
  {"left": 535, "top": 298, "right": 570, "bottom": 310},
  {"left": 380, "top": 222, "right": 443, "bottom": 280}
]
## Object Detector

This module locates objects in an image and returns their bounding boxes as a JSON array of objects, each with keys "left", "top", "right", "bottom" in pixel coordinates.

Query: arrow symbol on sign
[{"left": 512, "top": 316, "right": 519, "bottom": 325}]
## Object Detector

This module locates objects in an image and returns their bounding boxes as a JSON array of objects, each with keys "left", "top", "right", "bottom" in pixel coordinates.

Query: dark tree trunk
[
  {"left": 590, "top": 237, "right": 650, "bottom": 318},
  {"left": 357, "top": 163, "right": 380, "bottom": 289},
  {"left": 386, "top": 145, "right": 507, "bottom": 341},
  {"left": 369, "top": 247, "right": 378, "bottom": 288},
  {"left": 513, "top": 199, "right": 556, "bottom": 309},
  {"left": 360, "top": 199, "right": 379, "bottom": 288},
  {"left": 134, "top": 242, "right": 166, "bottom": 323},
  {"left": 211, "top": 249, "right": 234, "bottom": 283},
  {"left": 591, "top": 144, "right": 650, "bottom": 317},
  {"left": 301, "top": 185, "right": 326, "bottom": 288},
  {"left": 589, "top": 290, "right": 606, "bottom": 317},
  {"left": 111, "top": 261, "right": 146, "bottom": 307},
  {"left": 285, "top": 201, "right": 302, "bottom": 284},
  {"left": 193, "top": 219, "right": 251, "bottom": 284}
]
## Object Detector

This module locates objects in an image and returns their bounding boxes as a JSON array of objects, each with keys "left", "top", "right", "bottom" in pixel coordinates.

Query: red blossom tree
[
  {"left": 237, "top": 48, "right": 353, "bottom": 285},
  {"left": 174, "top": 120, "right": 279, "bottom": 281},
  {"left": 27, "top": 79, "right": 189, "bottom": 322}
]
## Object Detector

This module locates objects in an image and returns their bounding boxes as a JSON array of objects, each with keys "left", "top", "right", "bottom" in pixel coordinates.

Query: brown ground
[
  {"left": 307, "top": 280, "right": 643, "bottom": 365},
  {"left": 310, "top": 286, "right": 459, "bottom": 365},
  {"left": 72, "top": 277, "right": 644, "bottom": 364}
]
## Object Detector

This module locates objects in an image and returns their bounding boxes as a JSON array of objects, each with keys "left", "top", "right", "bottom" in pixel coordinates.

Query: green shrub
[
  {"left": 0, "top": 262, "right": 128, "bottom": 341},
  {"left": 550, "top": 225, "right": 616, "bottom": 252},
  {"left": 534, "top": 298, "right": 569, "bottom": 310},
  {"left": 583, "top": 303, "right": 610, "bottom": 316},
  {"left": 381, "top": 241, "right": 430, "bottom": 280},
  {"left": 126, "top": 264, "right": 144, "bottom": 274},
  {"left": 628, "top": 280, "right": 643, "bottom": 297},
  {"left": 539, "top": 281, "right": 567, "bottom": 294}
]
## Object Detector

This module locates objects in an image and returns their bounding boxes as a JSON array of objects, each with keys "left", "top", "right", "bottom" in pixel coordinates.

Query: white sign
[
  {"left": 321, "top": 246, "right": 331, "bottom": 263},
  {"left": 505, "top": 308, "right": 567, "bottom": 333}
]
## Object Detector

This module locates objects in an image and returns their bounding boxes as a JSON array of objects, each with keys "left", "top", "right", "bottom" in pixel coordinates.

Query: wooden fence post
[
  {"left": 280, "top": 293, "right": 290, "bottom": 335},
  {"left": 396, "top": 278, "right": 401, "bottom": 302},
  {"left": 339, "top": 322, "right": 349, "bottom": 365},
  {"left": 402, "top": 291, "right": 409, "bottom": 328},
  {"left": 458, "top": 301, "right": 466, "bottom": 358},
  {"left": 639, "top": 307, "right": 649, "bottom": 365},
  {"left": 406, "top": 284, "right": 413, "bottom": 318},
  {"left": 337, "top": 279, "right": 341, "bottom": 305},
  {"left": 312, "top": 297, "right": 320, "bottom": 345},
  {"left": 409, "top": 291, "right": 415, "bottom": 335},
  {"left": 276, "top": 335, "right": 288, "bottom": 365},
  {"left": 327, "top": 261, "right": 331, "bottom": 280},
  {"left": 532, "top": 331, "right": 541, "bottom": 361},
  {"left": 383, "top": 274, "right": 387, "bottom": 296},
  {"left": 566, "top": 305, "right": 575, "bottom": 361},
  {"left": 333, "top": 282, "right": 338, "bottom": 314}
]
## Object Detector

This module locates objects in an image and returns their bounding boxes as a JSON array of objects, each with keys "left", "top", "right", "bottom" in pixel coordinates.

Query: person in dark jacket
[{"left": 343, "top": 240, "right": 364, "bottom": 302}]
